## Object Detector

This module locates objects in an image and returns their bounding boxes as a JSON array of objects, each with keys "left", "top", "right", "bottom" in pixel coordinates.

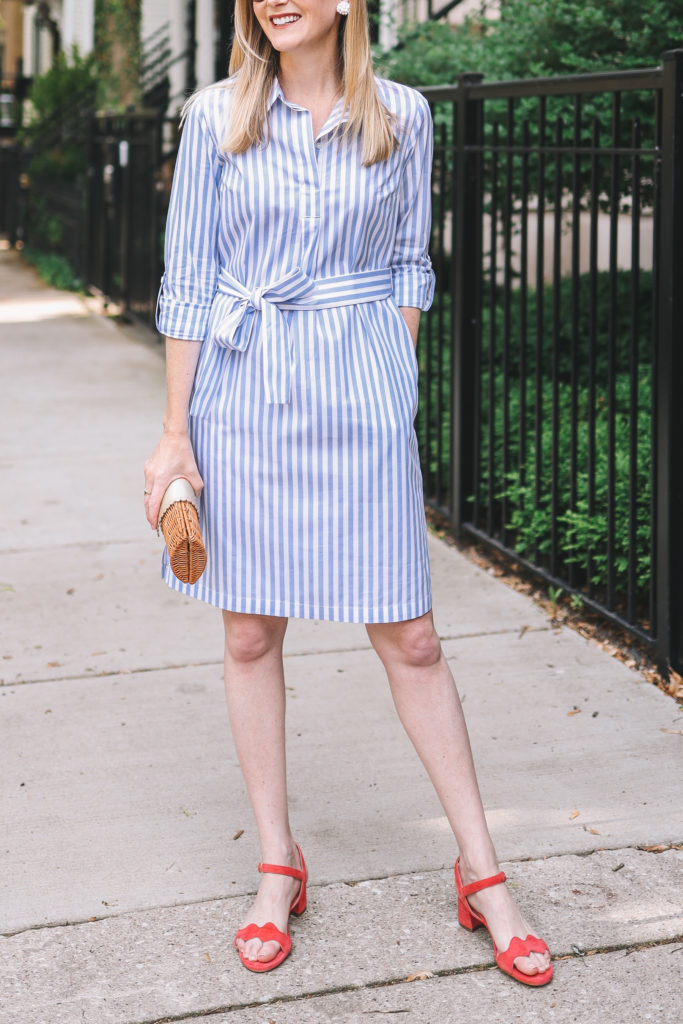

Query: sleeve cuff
[
  {"left": 155, "top": 278, "right": 213, "bottom": 341},
  {"left": 391, "top": 265, "right": 435, "bottom": 311}
]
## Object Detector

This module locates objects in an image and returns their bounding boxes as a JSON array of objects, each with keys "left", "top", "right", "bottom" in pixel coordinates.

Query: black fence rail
[
  {"left": 7, "top": 105, "right": 170, "bottom": 326},
  {"left": 4, "top": 53, "right": 682, "bottom": 672},
  {"left": 86, "top": 110, "right": 167, "bottom": 324},
  {"left": 3, "top": 17, "right": 179, "bottom": 323},
  {"left": 419, "top": 50, "right": 683, "bottom": 673},
  {"left": 0, "top": 142, "right": 22, "bottom": 240}
]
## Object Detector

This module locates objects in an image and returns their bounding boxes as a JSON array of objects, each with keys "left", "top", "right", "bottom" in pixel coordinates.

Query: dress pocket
[
  {"left": 388, "top": 298, "right": 419, "bottom": 380},
  {"left": 356, "top": 300, "right": 419, "bottom": 427}
]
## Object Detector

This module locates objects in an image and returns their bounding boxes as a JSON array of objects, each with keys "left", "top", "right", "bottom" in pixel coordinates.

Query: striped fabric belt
[{"left": 213, "top": 267, "right": 393, "bottom": 404}]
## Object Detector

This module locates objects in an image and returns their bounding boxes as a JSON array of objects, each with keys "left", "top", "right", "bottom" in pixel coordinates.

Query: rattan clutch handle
[{"left": 157, "top": 477, "right": 207, "bottom": 585}]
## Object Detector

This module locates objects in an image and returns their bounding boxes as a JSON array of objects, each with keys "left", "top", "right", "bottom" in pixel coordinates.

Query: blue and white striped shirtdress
[{"left": 155, "top": 76, "right": 435, "bottom": 623}]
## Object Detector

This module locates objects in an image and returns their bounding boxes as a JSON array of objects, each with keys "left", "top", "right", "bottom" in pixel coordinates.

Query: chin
[{"left": 268, "top": 40, "right": 301, "bottom": 54}]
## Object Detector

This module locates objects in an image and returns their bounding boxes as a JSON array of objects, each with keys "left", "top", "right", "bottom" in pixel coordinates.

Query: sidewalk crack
[{"left": 123, "top": 935, "right": 683, "bottom": 1024}]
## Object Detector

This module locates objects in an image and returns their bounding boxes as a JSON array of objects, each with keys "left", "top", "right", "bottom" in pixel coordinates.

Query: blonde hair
[{"left": 219, "top": 0, "right": 395, "bottom": 165}]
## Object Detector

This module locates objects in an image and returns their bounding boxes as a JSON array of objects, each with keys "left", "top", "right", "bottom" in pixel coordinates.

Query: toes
[
  {"left": 531, "top": 950, "right": 551, "bottom": 971},
  {"left": 237, "top": 937, "right": 281, "bottom": 963},
  {"left": 513, "top": 956, "right": 539, "bottom": 976},
  {"left": 243, "top": 938, "right": 264, "bottom": 962},
  {"left": 256, "top": 940, "right": 281, "bottom": 963},
  {"left": 513, "top": 951, "right": 551, "bottom": 976}
]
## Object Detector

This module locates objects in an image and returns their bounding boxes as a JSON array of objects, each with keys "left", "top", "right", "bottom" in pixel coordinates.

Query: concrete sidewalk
[{"left": 0, "top": 245, "right": 680, "bottom": 1023}]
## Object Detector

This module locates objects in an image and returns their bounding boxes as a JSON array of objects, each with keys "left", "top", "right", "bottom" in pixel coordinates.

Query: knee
[
  {"left": 223, "top": 615, "right": 285, "bottom": 664},
  {"left": 381, "top": 619, "right": 443, "bottom": 670}
]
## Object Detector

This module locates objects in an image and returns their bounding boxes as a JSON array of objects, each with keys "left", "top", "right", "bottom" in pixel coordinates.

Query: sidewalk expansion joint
[
  {"left": 126, "top": 935, "right": 683, "bottom": 1024},
  {"left": 1, "top": 660, "right": 225, "bottom": 688},
  {"left": 2, "top": 626, "right": 552, "bottom": 689},
  {"left": 0, "top": 538, "right": 147, "bottom": 556},
  {"left": 3, "top": 844, "right": 678, "bottom": 939}
]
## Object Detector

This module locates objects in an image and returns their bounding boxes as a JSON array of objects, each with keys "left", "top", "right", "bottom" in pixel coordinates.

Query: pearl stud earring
[{"left": 336, "top": 1, "right": 350, "bottom": 14}]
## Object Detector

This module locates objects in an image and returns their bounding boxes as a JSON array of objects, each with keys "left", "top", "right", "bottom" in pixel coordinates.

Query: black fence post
[
  {"left": 656, "top": 50, "right": 683, "bottom": 673},
  {"left": 83, "top": 111, "right": 95, "bottom": 292},
  {"left": 119, "top": 123, "right": 131, "bottom": 318},
  {"left": 451, "top": 73, "right": 483, "bottom": 535},
  {"left": 151, "top": 112, "right": 164, "bottom": 326}
]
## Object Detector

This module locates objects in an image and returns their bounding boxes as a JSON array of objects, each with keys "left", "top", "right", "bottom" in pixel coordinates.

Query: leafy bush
[
  {"left": 20, "top": 46, "right": 97, "bottom": 148},
  {"left": 377, "top": 0, "right": 679, "bottom": 204},
  {"left": 418, "top": 269, "right": 654, "bottom": 608},
  {"left": 494, "top": 371, "right": 652, "bottom": 598},
  {"left": 18, "top": 48, "right": 96, "bottom": 267},
  {"left": 22, "top": 248, "right": 83, "bottom": 292},
  {"left": 376, "top": 0, "right": 681, "bottom": 86},
  {"left": 26, "top": 143, "right": 88, "bottom": 183}
]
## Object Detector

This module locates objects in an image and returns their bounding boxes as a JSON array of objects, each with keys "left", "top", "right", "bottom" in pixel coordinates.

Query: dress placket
[{"left": 298, "top": 112, "right": 321, "bottom": 276}]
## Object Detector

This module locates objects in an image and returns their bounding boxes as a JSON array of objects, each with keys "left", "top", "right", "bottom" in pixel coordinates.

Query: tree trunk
[{"left": 95, "top": 0, "right": 141, "bottom": 110}]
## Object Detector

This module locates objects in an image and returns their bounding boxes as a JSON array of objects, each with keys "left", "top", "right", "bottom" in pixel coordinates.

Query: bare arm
[
  {"left": 399, "top": 306, "right": 421, "bottom": 347},
  {"left": 143, "top": 338, "right": 204, "bottom": 529}
]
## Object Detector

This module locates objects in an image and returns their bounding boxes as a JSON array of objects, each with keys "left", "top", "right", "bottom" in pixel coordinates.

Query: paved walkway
[{"left": 0, "top": 245, "right": 680, "bottom": 1023}]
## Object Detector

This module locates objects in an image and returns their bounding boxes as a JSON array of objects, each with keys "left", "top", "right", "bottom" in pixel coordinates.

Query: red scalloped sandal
[
  {"left": 454, "top": 857, "right": 553, "bottom": 987},
  {"left": 234, "top": 844, "right": 307, "bottom": 973}
]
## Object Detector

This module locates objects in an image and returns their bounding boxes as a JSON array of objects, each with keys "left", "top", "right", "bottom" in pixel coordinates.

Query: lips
[{"left": 270, "top": 13, "right": 302, "bottom": 27}]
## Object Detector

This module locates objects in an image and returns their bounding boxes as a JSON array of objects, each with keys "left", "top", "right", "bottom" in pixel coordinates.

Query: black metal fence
[
  {"left": 0, "top": 142, "right": 22, "bottom": 239},
  {"left": 3, "top": 51, "right": 682, "bottom": 672},
  {"left": 4, "top": 106, "right": 171, "bottom": 326},
  {"left": 419, "top": 50, "right": 683, "bottom": 673},
  {"left": 86, "top": 111, "right": 169, "bottom": 323},
  {"left": 1, "top": 22, "right": 178, "bottom": 324}
]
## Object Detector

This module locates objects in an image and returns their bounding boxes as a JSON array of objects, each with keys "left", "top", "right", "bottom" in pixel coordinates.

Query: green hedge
[
  {"left": 418, "top": 269, "right": 653, "bottom": 606},
  {"left": 22, "top": 248, "right": 83, "bottom": 292}
]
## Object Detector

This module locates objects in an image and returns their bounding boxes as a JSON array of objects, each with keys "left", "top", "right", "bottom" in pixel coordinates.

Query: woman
[{"left": 144, "top": 0, "right": 552, "bottom": 986}]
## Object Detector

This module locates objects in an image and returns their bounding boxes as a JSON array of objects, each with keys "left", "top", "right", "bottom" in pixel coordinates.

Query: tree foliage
[
  {"left": 375, "top": 0, "right": 683, "bottom": 86},
  {"left": 20, "top": 47, "right": 96, "bottom": 141},
  {"left": 376, "top": 0, "right": 679, "bottom": 204},
  {"left": 94, "top": 0, "right": 142, "bottom": 110}
]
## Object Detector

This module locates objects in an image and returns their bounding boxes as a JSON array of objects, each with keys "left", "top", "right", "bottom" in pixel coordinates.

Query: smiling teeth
[{"left": 273, "top": 15, "right": 300, "bottom": 24}]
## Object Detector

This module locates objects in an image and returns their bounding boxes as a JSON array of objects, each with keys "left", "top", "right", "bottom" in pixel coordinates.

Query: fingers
[
  {"left": 145, "top": 485, "right": 162, "bottom": 531},
  {"left": 143, "top": 437, "right": 204, "bottom": 530},
  {"left": 143, "top": 481, "right": 158, "bottom": 530},
  {"left": 143, "top": 470, "right": 167, "bottom": 531},
  {"left": 144, "top": 474, "right": 205, "bottom": 530}
]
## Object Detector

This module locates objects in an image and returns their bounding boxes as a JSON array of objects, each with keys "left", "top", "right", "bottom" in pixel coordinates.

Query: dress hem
[{"left": 161, "top": 567, "right": 432, "bottom": 624}]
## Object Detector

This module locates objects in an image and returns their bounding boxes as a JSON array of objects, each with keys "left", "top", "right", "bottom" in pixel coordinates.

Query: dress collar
[
  {"left": 267, "top": 77, "right": 350, "bottom": 137},
  {"left": 266, "top": 77, "right": 285, "bottom": 111}
]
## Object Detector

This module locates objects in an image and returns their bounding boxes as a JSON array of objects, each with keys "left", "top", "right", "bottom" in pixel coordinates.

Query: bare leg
[
  {"left": 222, "top": 611, "right": 302, "bottom": 965},
  {"left": 366, "top": 610, "right": 551, "bottom": 977}
]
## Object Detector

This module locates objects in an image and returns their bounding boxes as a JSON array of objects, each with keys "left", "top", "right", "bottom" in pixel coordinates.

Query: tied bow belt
[{"left": 212, "top": 266, "right": 393, "bottom": 404}]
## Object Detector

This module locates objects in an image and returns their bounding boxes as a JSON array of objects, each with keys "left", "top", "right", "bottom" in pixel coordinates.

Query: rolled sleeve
[
  {"left": 391, "top": 95, "right": 436, "bottom": 311},
  {"left": 156, "top": 95, "right": 222, "bottom": 340}
]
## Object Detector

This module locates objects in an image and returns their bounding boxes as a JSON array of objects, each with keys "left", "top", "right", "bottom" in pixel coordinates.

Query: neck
[{"left": 278, "top": 44, "right": 341, "bottom": 104}]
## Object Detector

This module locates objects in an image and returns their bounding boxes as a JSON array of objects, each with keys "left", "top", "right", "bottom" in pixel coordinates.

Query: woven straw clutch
[{"left": 158, "top": 478, "right": 206, "bottom": 585}]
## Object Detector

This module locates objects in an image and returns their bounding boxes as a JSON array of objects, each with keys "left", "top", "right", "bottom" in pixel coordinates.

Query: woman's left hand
[
  {"left": 143, "top": 429, "right": 204, "bottom": 530},
  {"left": 399, "top": 306, "right": 420, "bottom": 347}
]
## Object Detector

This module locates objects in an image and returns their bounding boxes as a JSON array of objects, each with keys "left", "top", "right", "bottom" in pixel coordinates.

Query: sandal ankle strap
[
  {"left": 258, "top": 861, "right": 305, "bottom": 881},
  {"left": 461, "top": 869, "right": 507, "bottom": 898}
]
